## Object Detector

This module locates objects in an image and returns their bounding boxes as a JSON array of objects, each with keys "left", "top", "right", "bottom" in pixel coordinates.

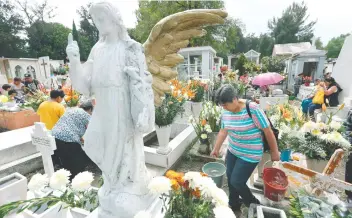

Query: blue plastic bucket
[
  {"left": 280, "top": 149, "right": 291, "bottom": 162},
  {"left": 202, "top": 162, "right": 226, "bottom": 188}
]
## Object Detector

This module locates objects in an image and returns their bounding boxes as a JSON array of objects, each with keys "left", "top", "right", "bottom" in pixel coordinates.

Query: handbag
[{"left": 245, "top": 100, "right": 279, "bottom": 152}]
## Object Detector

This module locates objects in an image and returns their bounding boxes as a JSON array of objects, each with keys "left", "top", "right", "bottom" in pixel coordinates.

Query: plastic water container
[{"left": 202, "top": 162, "right": 226, "bottom": 188}]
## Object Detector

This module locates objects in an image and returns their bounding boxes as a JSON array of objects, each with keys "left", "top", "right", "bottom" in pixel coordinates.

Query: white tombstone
[
  {"left": 31, "top": 122, "right": 56, "bottom": 177},
  {"left": 332, "top": 35, "right": 352, "bottom": 105}
]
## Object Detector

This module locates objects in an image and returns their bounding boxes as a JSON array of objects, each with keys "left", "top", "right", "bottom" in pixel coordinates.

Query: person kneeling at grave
[{"left": 51, "top": 100, "right": 95, "bottom": 179}]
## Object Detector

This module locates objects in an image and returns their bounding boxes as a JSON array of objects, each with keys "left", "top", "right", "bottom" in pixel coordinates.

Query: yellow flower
[
  {"left": 311, "top": 129, "right": 321, "bottom": 136},
  {"left": 170, "top": 179, "right": 180, "bottom": 190}
]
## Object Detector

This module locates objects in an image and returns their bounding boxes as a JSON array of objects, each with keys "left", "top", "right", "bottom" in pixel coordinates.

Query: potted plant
[
  {"left": 0, "top": 169, "right": 98, "bottom": 218},
  {"left": 144, "top": 170, "right": 236, "bottom": 218},
  {"left": 155, "top": 93, "right": 185, "bottom": 154},
  {"left": 183, "top": 79, "right": 207, "bottom": 118}
]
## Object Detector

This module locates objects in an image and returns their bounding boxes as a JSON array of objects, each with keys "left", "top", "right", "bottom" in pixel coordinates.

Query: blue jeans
[
  {"left": 308, "top": 103, "right": 322, "bottom": 116},
  {"left": 302, "top": 98, "right": 312, "bottom": 114},
  {"left": 226, "top": 151, "right": 260, "bottom": 207}
]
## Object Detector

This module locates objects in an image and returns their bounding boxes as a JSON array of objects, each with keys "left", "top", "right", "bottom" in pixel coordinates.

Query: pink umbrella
[{"left": 252, "top": 72, "right": 284, "bottom": 87}]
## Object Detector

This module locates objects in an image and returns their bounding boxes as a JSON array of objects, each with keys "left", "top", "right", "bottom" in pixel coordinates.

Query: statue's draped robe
[{"left": 70, "top": 39, "right": 154, "bottom": 196}]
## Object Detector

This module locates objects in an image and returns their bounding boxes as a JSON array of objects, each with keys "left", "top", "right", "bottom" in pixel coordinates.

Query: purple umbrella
[{"left": 252, "top": 72, "right": 284, "bottom": 87}]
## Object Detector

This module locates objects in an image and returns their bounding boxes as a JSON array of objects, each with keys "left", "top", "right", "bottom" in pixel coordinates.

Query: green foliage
[
  {"left": 76, "top": 3, "right": 99, "bottom": 61},
  {"left": 235, "top": 54, "right": 248, "bottom": 76},
  {"left": 0, "top": 189, "right": 99, "bottom": 217},
  {"left": 326, "top": 34, "right": 350, "bottom": 58},
  {"left": 27, "top": 21, "right": 71, "bottom": 59},
  {"left": 155, "top": 94, "right": 185, "bottom": 127},
  {"left": 0, "top": 0, "right": 26, "bottom": 57},
  {"left": 315, "top": 37, "right": 324, "bottom": 50},
  {"left": 261, "top": 56, "right": 286, "bottom": 73},
  {"left": 131, "top": 0, "right": 243, "bottom": 60},
  {"left": 268, "top": 2, "right": 316, "bottom": 44}
]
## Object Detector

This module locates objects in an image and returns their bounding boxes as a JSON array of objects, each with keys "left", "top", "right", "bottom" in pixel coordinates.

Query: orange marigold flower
[
  {"left": 200, "top": 172, "right": 208, "bottom": 177},
  {"left": 171, "top": 179, "right": 180, "bottom": 190},
  {"left": 192, "top": 188, "right": 201, "bottom": 198}
]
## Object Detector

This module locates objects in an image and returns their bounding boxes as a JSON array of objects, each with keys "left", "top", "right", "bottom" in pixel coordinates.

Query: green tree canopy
[
  {"left": 27, "top": 22, "right": 71, "bottom": 59},
  {"left": 268, "top": 1, "right": 316, "bottom": 44},
  {"left": 130, "top": 0, "right": 242, "bottom": 60},
  {"left": 314, "top": 37, "right": 324, "bottom": 50},
  {"left": 235, "top": 54, "right": 248, "bottom": 76},
  {"left": 325, "top": 34, "right": 350, "bottom": 58},
  {"left": 0, "top": 0, "right": 26, "bottom": 57},
  {"left": 261, "top": 56, "right": 286, "bottom": 73}
]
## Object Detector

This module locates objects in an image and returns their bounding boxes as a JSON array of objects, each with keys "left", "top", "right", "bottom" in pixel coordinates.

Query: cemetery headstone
[
  {"left": 331, "top": 35, "right": 352, "bottom": 105},
  {"left": 31, "top": 122, "right": 56, "bottom": 177}
]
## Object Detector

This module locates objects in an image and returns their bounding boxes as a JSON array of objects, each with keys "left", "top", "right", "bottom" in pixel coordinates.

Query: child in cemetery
[
  {"left": 1, "top": 84, "right": 11, "bottom": 96},
  {"left": 51, "top": 100, "right": 94, "bottom": 179},
  {"left": 211, "top": 84, "right": 280, "bottom": 212},
  {"left": 11, "top": 77, "right": 25, "bottom": 97},
  {"left": 37, "top": 90, "right": 65, "bottom": 130},
  {"left": 302, "top": 79, "right": 323, "bottom": 114}
]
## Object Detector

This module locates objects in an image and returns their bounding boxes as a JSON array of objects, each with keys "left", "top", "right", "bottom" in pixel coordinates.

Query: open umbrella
[{"left": 252, "top": 72, "right": 284, "bottom": 87}]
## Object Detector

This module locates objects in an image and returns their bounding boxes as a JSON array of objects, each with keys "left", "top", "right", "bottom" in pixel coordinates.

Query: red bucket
[{"left": 262, "top": 162, "right": 288, "bottom": 202}]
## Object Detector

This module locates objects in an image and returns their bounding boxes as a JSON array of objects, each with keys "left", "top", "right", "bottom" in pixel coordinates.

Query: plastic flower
[
  {"left": 148, "top": 176, "right": 171, "bottom": 195},
  {"left": 28, "top": 174, "right": 49, "bottom": 192},
  {"left": 329, "top": 120, "right": 342, "bottom": 130},
  {"left": 71, "top": 171, "right": 94, "bottom": 192},
  {"left": 213, "top": 205, "right": 236, "bottom": 218},
  {"left": 49, "top": 169, "right": 71, "bottom": 191},
  {"left": 134, "top": 211, "right": 152, "bottom": 218}
]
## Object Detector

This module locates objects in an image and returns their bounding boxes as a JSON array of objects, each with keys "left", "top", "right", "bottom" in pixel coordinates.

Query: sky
[{"left": 47, "top": 0, "right": 352, "bottom": 45}]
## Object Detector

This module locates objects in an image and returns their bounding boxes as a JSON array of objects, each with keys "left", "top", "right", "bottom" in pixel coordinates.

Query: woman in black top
[{"left": 308, "top": 77, "right": 341, "bottom": 118}]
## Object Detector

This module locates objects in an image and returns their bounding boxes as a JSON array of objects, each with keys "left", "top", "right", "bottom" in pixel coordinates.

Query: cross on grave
[
  {"left": 41, "top": 59, "right": 48, "bottom": 79},
  {"left": 282, "top": 149, "right": 352, "bottom": 194},
  {"left": 31, "top": 122, "right": 56, "bottom": 177}
]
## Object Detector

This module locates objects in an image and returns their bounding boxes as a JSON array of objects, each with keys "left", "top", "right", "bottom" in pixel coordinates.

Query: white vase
[
  {"left": 22, "top": 202, "right": 67, "bottom": 218},
  {"left": 156, "top": 125, "right": 172, "bottom": 155},
  {"left": 0, "top": 173, "right": 27, "bottom": 206},
  {"left": 190, "top": 102, "right": 202, "bottom": 119}
]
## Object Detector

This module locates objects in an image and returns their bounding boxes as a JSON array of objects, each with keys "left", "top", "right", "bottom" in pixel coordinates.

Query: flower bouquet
[
  {"left": 63, "top": 86, "right": 81, "bottom": 107},
  {"left": 20, "top": 90, "right": 49, "bottom": 112},
  {"left": 0, "top": 169, "right": 98, "bottom": 217},
  {"left": 145, "top": 170, "right": 235, "bottom": 218},
  {"left": 183, "top": 79, "right": 207, "bottom": 103}
]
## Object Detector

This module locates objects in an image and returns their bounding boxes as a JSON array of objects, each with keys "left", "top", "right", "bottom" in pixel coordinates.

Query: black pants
[
  {"left": 54, "top": 138, "right": 93, "bottom": 180},
  {"left": 346, "top": 153, "right": 352, "bottom": 199}
]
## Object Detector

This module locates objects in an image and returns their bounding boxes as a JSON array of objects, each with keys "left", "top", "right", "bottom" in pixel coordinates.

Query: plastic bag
[{"left": 313, "top": 87, "right": 325, "bottom": 104}]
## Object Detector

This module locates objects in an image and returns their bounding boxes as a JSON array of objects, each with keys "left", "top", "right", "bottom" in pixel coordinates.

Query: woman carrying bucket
[{"left": 211, "top": 84, "right": 280, "bottom": 212}]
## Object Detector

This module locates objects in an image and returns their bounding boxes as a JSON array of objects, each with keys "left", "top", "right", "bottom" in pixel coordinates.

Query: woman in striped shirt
[{"left": 211, "top": 84, "right": 280, "bottom": 212}]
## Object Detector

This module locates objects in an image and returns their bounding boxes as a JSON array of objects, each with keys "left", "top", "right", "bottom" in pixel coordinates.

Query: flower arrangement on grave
[
  {"left": 20, "top": 90, "right": 49, "bottom": 112},
  {"left": 144, "top": 170, "right": 236, "bottom": 218},
  {"left": 155, "top": 87, "right": 186, "bottom": 128},
  {"left": 201, "top": 101, "right": 222, "bottom": 133},
  {"left": 63, "top": 86, "right": 81, "bottom": 107},
  {"left": 283, "top": 120, "right": 350, "bottom": 160},
  {"left": 183, "top": 79, "right": 207, "bottom": 102},
  {"left": 0, "top": 169, "right": 99, "bottom": 217}
]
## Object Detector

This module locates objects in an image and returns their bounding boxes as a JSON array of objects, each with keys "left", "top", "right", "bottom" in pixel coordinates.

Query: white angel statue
[{"left": 66, "top": 1, "right": 227, "bottom": 217}]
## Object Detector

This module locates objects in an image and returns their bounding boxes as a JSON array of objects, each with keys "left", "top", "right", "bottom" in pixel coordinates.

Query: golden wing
[{"left": 143, "top": 9, "right": 228, "bottom": 106}]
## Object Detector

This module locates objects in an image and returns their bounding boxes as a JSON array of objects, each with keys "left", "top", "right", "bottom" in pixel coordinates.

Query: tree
[
  {"left": 15, "top": 0, "right": 56, "bottom": 25},
  {"left": 261, "top": 56, "right": 286, "bottom": 73},
  {"left": 27, "top": 22, "right": 71, "bottom": 59},
  {"left": 257, "top": 34, "right": 275, "bottom": 57},
  {"left": 268, "top": 1, "right": 316, "bottom": 44},
  {"left": 235, "top": 54, "right": 248, "bottom": 76},
  {"left": 0, "top": 0, "right": 26, "bottom": 57},
  {"left": 71, "top": 20, "right": 87, "bottom": 61},
  {"left": 325, "top": 34, "right": 350, "bottom": 58},
  {"left": 131, "top": 0, "right": 242, "bottom": 60},
  {"left": 315, "top": 37, "right": 324, "bottom": 50},
  {"left": 76, "top": 3, "right": 99, "bottom": 60}
]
